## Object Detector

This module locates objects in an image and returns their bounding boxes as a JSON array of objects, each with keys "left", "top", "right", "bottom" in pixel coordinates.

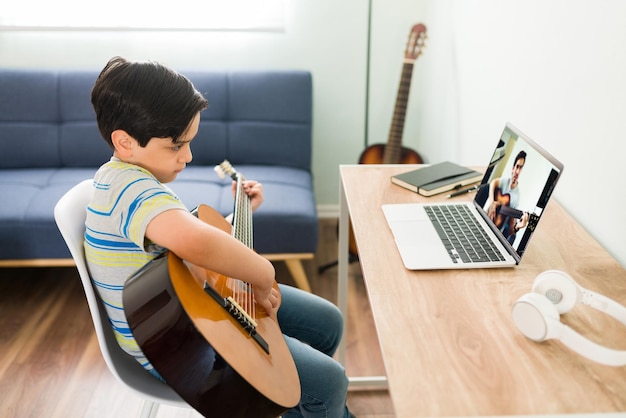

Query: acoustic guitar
[
  {"left": 123, "top": 161, "right": 300, "bottom": 418},
  {"left": 350, "top": 23, "right": 428, "bottom": 254},
  {"left": 492, "top": 189, "right": 539, "bottom": 234},
  {"left": 358, "top": 23, "right": 427, "bottom": 165}
]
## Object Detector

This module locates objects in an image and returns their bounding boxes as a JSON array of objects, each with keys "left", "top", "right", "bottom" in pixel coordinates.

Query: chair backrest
[{"left": 54, "top": 179, "right": 185, "bottom": 406}]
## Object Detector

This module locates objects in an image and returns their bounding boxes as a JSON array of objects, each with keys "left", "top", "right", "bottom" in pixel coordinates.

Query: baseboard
[{"left": 317, "top": 204, "right": 339, "bottom": 219}]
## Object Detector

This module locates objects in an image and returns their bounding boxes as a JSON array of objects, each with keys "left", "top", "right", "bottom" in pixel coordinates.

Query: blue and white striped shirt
[{"left": 84, "top": 157, "right": 187, "bottom": 373}]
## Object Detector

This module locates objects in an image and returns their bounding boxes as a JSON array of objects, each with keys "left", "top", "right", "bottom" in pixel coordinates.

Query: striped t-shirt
[{"left": 84, "top": 157, "right": 187, "bottom": 374}]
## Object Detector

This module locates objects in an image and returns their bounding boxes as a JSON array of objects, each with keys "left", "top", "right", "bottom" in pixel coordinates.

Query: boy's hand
[
  {"left": 232, "top": 180, "right": 264, "bottom": 212},
  {"left": 255, "top": 285, "right": 280, "bottom": 316}
]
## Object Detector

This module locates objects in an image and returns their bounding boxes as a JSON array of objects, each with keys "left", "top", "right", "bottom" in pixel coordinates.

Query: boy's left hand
[{"left": 233, "top": 180, "right": 264, "bottom": 212}]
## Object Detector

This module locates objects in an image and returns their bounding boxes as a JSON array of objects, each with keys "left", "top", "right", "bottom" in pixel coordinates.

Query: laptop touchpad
[
  {"left": 390, "top": 220, "right": 431, "bottom": 245},
  {"left": 382, "top": 203, "right": 428, "bottom": 221},
  {"left": 390, "top": 220, "right": 452, "bottom": 268}
]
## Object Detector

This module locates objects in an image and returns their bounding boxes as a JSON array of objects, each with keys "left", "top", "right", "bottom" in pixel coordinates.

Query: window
[{"left": 0, "top": 0, "right": 285, "bottom": 31}]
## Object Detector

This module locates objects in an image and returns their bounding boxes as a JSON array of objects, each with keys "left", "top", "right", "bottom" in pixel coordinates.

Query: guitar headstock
[
  {"left": 214, "top": 160, "right": 239, "bottom": 181},
  {"left": 404, "top": 23, "right": 427, "bottom": 62},
  {"left": 527, "top": 213, "right": 540, "bottom": 232}
]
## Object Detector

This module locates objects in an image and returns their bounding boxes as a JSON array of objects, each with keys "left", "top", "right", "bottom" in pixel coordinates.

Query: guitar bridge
[{"left": 203, "top": 282, "right": 270, "bottom": 354}]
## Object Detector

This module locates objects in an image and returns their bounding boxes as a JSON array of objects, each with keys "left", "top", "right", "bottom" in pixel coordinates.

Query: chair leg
[
  {"left": 140, "top": 400, "right": 159, "bottom": 418},
  {"left": 284, "top": 259, "right": 311, "bottom": 292}
]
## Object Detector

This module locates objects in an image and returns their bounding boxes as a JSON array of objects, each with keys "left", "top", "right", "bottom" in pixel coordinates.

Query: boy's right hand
[{"left": 255, "top": 285, "right": 281, "bottom": 316}]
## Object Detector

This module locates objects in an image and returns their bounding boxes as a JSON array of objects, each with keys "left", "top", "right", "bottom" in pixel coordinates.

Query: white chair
[{"left": 54, "top": 179, "right": 191, "bottom": 418}]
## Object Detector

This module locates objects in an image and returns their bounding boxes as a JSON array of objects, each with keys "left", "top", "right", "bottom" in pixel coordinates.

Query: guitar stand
[{"left": 317, "top": 253, "right": 359, "bottom": 274}]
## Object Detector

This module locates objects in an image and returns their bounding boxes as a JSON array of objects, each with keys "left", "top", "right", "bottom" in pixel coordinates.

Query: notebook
[{"left": 382, "top": 122, "right": 564, "bottom": 270}]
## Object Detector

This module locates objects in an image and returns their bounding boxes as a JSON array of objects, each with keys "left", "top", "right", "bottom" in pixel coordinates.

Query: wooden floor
[{"left": 0, "top": 218, "right": 395, "bottom": 418}]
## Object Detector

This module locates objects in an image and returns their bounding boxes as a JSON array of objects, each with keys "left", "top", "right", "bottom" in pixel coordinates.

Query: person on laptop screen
[{"left": 483, "top": 150, "right": 530, "bottom": 243}]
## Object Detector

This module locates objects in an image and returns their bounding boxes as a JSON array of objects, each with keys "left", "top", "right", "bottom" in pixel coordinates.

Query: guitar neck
[
  {"left": 383, "top": 61, "right": 414, "bottom": 164},
  {"left": 499, "top": 205, "right": 540, "bottom": 231},
  {"left": 232, "top": 174, "right": 253, "bottom": 248},
  {"left": 498, "top": 205, "right": 523, "bottom": 219}
]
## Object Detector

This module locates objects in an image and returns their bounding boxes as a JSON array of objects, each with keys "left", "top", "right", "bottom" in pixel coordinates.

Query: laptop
[{"left": 382, "top": 122, "right": 564, "bottom": 270}]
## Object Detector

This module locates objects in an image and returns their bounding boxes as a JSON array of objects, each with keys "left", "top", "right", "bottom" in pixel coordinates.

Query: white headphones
[{"left": 512, "top": 269, "right": 626, "bottom": 367}]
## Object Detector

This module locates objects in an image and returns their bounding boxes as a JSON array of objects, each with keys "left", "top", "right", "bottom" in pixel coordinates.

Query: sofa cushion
[
  {"left": 0, "top": 165, "right": 316, "bottom": 259},
  {"left": 0, "top": 168, "right": 97, "bottom": 258}
]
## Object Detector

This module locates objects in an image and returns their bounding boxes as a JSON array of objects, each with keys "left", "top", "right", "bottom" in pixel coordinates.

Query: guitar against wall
[{"left": 358, "top": 23, "right": 427, "bottom": 166}]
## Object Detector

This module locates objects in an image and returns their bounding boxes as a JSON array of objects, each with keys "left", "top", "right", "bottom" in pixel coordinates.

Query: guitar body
[
  {"left": 493, "top": 189, "right": 513, "bottom": 231},
  {"left": 123, "top": 203, "right": 300, "bottom": 417},
  {"left": 492, "top": 188, "right": 539, "bottom": 237},
  {"left": 358, "top": 143, "right": 423, "bottom": 165}
]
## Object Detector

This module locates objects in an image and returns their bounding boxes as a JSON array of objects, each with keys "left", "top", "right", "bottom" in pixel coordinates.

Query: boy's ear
[{"left": 111, "top": 130, "right": 135, "bottom": 158}]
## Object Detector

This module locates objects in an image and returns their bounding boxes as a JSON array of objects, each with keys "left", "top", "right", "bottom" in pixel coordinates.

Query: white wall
[
  {"left": 401, "top": 0, "right": 626, "bottom": 267},
  {"left": 1, "top": 0, "right": 625, "bottom": 267}
]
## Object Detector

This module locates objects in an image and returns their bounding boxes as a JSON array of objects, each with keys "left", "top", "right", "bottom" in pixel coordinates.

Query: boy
[{"left": 86, "top": 56, "right": 352, "bottom": 417}]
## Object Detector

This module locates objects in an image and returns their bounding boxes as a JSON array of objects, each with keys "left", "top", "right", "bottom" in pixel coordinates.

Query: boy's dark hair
[{"left": 91, "top": 56, "right": 208, "bottom": 148}]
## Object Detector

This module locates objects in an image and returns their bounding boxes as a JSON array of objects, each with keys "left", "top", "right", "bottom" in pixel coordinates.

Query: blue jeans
[{"left": 277, "top": 284, "right": 351, "bottom": 418}]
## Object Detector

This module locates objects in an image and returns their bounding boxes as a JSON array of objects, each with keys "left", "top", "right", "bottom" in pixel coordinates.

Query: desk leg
[
  {"left": 337, "top": 178, "right": 349, "bottom": 365},
  {"left": 337, "top": 176, "right": 387, "bottom": 390}
]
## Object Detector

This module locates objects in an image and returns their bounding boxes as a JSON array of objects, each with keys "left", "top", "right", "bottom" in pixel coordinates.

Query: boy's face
[{"left": 117, "top": 113, "right": 200, "bottom": 184}]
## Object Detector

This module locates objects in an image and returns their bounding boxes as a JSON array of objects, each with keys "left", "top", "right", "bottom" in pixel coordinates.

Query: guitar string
[{"left": 231, "top": 172, "right": 256, "bottom": 320}]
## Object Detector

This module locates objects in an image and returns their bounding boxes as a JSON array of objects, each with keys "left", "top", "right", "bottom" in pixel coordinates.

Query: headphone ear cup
[
  {"left": 532, "top": 270, "right": 581, "bottom": 314},
  {"left": 512, "top": 292, "right": 563, "bottom": 342}
]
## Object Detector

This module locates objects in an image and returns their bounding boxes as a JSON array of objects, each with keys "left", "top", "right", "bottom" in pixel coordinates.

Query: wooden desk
[{"left": 337, "top": 164, "right": 626, "bottom": 417}]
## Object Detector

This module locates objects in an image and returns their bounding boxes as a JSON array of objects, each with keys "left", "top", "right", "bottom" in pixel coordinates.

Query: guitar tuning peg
[{"left": 214, "top": 165, "right": 226, "bottom": 179}]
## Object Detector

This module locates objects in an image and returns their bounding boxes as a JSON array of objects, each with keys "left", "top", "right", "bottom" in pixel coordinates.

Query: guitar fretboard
[
  {"left": 232, "top": 173, "right": 253, "bottom": 249},
  {"left": 383, "top": 61, "right": 414, "bottom": 164}
]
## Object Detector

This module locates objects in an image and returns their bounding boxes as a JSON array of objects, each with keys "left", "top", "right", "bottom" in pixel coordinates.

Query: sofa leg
[{"left": 284, "top": 259, "right": 312, "bottom": 292}]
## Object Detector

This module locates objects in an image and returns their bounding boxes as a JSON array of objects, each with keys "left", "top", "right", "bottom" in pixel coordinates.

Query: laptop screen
[{"left": 474, "top": 123, "right": 564, "bottom": 259}]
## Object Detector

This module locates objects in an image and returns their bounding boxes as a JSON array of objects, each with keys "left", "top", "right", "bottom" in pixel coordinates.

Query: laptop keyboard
[{"left": 424, "top": 204, "right": 505, "bottom": 264}]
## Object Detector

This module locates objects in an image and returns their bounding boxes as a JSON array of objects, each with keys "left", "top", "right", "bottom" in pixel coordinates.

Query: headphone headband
[{"left": 581, "top": 289, "right": 626, "bottom": 326}]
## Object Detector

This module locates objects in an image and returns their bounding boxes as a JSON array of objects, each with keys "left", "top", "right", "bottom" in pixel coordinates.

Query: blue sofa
[{"left": 0, "top": 68, "right": 317, "bottom": 290}]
